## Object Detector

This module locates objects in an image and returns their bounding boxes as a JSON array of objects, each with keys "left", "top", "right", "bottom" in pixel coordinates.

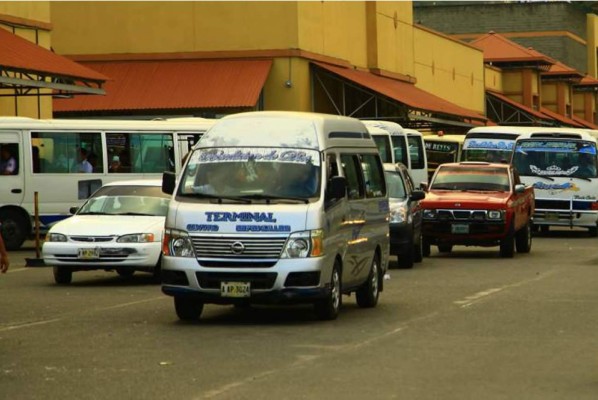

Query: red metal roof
[
  {"left": 54, "top": 59, "right": 272, "bottom": 112},
  {"left": 576, "top": 74, "right": 598, "bottom": 87},
  {"left": 314, "top": 62, "right": 486, "bottom": 122},
  {"left": 486, "top": 90, "right": 551, "bottom": 121},
  {"left": 540, "top": 107, "right": 584, "bottom": 127},
  {"left": 0, "top": 27, "right": 107, "bottom": 82},
  {"left": 542, "top": 59, "right": 583, "bottom": 79},
  {"left": 469, "top": 32, "right": 553, "bottom": 66},
  {"left": 571, "top": 115, "right": 598, "bottom": 129}
]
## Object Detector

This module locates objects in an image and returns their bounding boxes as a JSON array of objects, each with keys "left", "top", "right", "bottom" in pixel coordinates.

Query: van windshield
[{"left": 179, "top": 147, "right": 321, "bottom": 200}]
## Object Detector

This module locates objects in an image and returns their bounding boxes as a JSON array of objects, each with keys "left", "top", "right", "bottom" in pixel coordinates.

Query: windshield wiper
[
  {"left": 116, "top": 212, "right": 155, "bottom": 216},
  {"left": 238, "top": 194, "right": 309, "bottom": 204},
  {"left": 180, "top": 192, "right": 252, "bottom": 204}
]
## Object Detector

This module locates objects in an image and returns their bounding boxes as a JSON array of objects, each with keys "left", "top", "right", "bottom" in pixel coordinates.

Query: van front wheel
[{"left": 314, "top": 262, "right": 341, "bottom": 320}]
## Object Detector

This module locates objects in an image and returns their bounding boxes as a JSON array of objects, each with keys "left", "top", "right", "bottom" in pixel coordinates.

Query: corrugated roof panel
[
  {"left": 54, "top": 59, "right": 272, "bottom": 112},
  {"left": 0, "top": 27, "right": 107, "bottom": 82},
  {"left": 314, "top": 62, "right": 486, "bottom": 121},
  {"left": 540, "top": 107, "right": 584, "bottom": 127},
  {"left": 470, "top": 32, "right": 553, "bottom": 66}
]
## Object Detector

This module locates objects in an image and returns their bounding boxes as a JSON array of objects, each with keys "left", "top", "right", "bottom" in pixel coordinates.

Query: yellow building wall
[
  {"left": 0, "top": 2, "right": 52, "bottom": 118},
  {"left": 587, "top": 14, "right": 598, "bottom": 78},
  {"left": 413, "top": 26, "right": 485, "bottom": 113},
  {"left": 503, "top": 71, "right": 523, "bottom": 96},
  {"left": 297, "top": 2, "right": 367, "bottom": 68},
  {"left": 484, "top": 66, "right": 503, "bottom": 92},
  {"left": 573, "top": 92, "right": 586, "bottom": 115},
  {"left": 50, "top": 1, "right": 299, "bottom": 54},
  {"left": 541, "top": 83, "right": 557, "bottom": 111},
  {"left": 263, "top": 58, "right": 311, "bottom": 112}
]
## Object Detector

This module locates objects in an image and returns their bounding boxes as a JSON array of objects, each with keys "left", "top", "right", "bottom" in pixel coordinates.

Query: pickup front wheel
[{"left": 515, "top": 222, "right": 532, "bottom": 253}]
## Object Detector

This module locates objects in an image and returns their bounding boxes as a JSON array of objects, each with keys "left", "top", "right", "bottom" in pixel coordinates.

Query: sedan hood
[{"left": 49, "top": 215, "right": 165, "bottom": 238}]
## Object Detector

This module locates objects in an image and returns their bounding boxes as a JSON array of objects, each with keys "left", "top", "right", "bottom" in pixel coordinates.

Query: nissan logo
[{"left": 230, "top": 241, "right": 245, "bottom": 255}]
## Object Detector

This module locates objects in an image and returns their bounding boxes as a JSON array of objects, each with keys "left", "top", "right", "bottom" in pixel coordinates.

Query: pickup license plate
[
  {"left": 221, "top": 282, "right": 251, "bottom": 298},
  {"left": 78, "top": 248, "right": 100, "bottom": 260},
  {"left": 451, "top": 224, "right": 469, "bottom": 234}
]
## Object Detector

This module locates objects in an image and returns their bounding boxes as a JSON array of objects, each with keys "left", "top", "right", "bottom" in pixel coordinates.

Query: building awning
[
  {"left": 312, "top": 62, "right": 486, "bottom": 129},
  {"left": 540, "top": 107, "right": 584, "bottom": 127},
  {"left": 53, "top": 59, "right": 272, "bottom": 113},
  {"left": 486, "top": 90, "right": 554, "bottom": 126},
  {"left": 0, "top": 27, "right": 107, "bottom": 96},
  {"left": 572, "top": 115, "right": 598, "bottom": 129}
]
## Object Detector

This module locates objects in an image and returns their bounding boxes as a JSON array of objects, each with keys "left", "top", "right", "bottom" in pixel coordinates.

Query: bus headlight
[
  {"left": 163, "top": 229, "right": 195, "bottom": 257},
  {"left": 47, "top": 233, "right": 67, "bottom": 242},
  {"left": 281, "top": 230, "right": 324, "bottom": 258},
  {"left": 117, "top": 233, "right": 154, "bottom": 243}
]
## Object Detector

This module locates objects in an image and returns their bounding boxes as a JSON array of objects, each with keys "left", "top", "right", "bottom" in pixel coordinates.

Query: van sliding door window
[
  {"left": 340, "top": 154, "right": 364, "bottom": 200},
  {"left": 360, "top": 154, "right": 386, "bottom": 198}
]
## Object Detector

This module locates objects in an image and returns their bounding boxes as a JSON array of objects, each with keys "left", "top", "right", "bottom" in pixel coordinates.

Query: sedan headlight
[
  {"left": 423, "top": 209, "right": 437, "bottom": 220},
  {"left": 281, "top": 230, "right": 324, "bottom": 259},
  {"left": 117, "top": 233, "right": 154, "bottom": 243},
  {"left": 163, "top": 229, "right": 195, "bottom": 258},
  {"left": 47, "top": 233, "right": 67, "bottom": 242},
  {"left": 390, "top": 204, "right": 408, "bottom": 224},
  {"left": 487, "top": 210, "right": 504, "bottom": 220}
]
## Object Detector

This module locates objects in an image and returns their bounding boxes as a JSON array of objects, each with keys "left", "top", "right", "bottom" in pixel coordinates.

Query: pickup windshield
[{"left": 431, "top": 166, "right": 510, "bottom": 192}]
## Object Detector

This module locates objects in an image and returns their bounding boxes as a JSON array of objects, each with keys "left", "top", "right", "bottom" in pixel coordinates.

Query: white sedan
[{"left": 43, "top": 180, "right": 170, "bottom": 284}]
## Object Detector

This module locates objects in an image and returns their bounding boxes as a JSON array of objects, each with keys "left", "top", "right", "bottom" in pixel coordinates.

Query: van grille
[{"left": 191, "top": 235, "right": 287, "bottom": 259}]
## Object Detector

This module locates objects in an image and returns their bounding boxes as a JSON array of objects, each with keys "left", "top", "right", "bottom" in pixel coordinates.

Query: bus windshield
[
  {"left": 462, "top": 137, "right": 515, "bottom": 163},
  {"left": 179, "top": 147, "right": 321, "bottom": 200},
  {"left": 513, "top": 140, "right": 598, "bottom": 179}
]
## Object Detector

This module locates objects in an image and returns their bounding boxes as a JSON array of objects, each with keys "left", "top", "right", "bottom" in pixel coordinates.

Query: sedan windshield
[
  {"left": 78, "top": 185, "right": 170, "bottom": 216},
  {"left": 179, "top": 147, "right": 321, "bottom": 200}
]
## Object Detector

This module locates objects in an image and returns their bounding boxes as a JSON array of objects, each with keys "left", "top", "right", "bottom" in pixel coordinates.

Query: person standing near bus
[{"left": 0, "top": 231, "right": 9, "bottom": 273}]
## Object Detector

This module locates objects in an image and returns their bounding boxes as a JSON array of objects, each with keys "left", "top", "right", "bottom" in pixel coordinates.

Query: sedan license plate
[
  {"left": 78, "top": 248, "right": 100, "bottom": 260},
  {"left": 451, "top": 224, "right": 469, "bottom": 234},
  {"left": 221, "top": 282, "right": 250, "bottom": 298}
]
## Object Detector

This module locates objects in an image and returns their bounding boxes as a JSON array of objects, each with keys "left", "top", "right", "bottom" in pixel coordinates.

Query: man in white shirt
[
  {"left": 78, "top": 148, "right": 93, "bottom": 173},
  {"left": 0, "top": 146, "right": 16, "bottom": 175}
]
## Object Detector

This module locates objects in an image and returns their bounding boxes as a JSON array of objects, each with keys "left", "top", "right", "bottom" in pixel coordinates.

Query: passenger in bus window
[
  {"left": 77, "top": 148, "right": 93, "bottom": 173},
  {"left": 0, "top": 145, "right": 17, "bottom": 175},
  {"left": 578, "top": 153, "right": 597, "bottom": 178},
  {"left": 109, "top": 155, "right": 122, "bottom": 173}
]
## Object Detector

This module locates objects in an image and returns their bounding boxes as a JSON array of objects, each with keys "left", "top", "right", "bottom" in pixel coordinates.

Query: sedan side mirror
[
  {"left": 514, "top": 183, "right": 526, "bottom": 194},
  {"left": 69, "top": 207, "right": 79, "bottom": 214}
]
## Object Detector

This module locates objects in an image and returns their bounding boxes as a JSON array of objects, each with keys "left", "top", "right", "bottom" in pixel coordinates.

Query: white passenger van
[
  {"left": 462, "top": 126, "right": 533, "bottom": 163},
  {"left": 362, "top": 120, "right": 428, "bottom": 187},
  {"left": 161, "top": 111, "right": 390, "bottom": 321},
  {"left": 512, "top": 128, "right": 598, "bottom": 235},
  {"left": 0, "top": 117, "right": 214, "bottom": 250}
]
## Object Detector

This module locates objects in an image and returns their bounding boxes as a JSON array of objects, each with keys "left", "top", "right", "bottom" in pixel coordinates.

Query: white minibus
[
  {"left": 0, "top": 117, "right": 214, "bottom": 249},
  {"left": 161, "top": 111, "right": 390, "bottom": 321},
  {"left": 512, "top": 128, "right": 598, "bottom": 235},
  {"left": 362, "top": 120, "right": 428, "bottom": 186},
  {"left": 462, "top": 126, "right": 535, "bottom": 163}
]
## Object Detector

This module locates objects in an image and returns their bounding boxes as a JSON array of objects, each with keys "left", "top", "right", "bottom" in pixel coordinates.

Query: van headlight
[
  {"left": 47, "top": 233, "right": 67, "bottom": 242},
  {"left": 487, "top": 210, "right": 504, "bottom": 220},
  {"left": 281, "top": 230, "right": 324, "bottom": 258},
  {"left": 117, "top": 233, "right": 154, "bottom": 243},
  {"left": 390, "top": 204, "right": 408, "bottom": 224},
  {"left": 163, "top": 229, "right": 195, "bottom": 257}
]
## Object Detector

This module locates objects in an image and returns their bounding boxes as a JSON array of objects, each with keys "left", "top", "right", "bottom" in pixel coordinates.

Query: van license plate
[
  {"left": 78, "top": 248, "right": 100, "bottom": 260},
  {"left": 451, "top": 224, "right": 469, "bottom": 234},
  {"left": 221, "top": 282, "right": 251, "bottom": 298}
]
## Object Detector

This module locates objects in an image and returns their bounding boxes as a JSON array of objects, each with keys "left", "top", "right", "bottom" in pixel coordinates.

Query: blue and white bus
[
  {"left": 462, "top": 126, "right": 536, "bottom": 163},
  {"left": 512, "top": 129, "right": 598, "bottom": 235}
]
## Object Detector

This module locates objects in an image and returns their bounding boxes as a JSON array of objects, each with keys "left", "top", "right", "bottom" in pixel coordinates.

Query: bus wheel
[
  {"left": 0, "top": 210, "right": 29, "bottom": 251},
  {"left": 53, "top": 267, "right": 72, "bottom": 285}
]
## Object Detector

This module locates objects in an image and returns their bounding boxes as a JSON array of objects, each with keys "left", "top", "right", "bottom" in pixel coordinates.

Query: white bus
[
  {"left": 462, "top": 126, "right": 535, "bottom": 163},
  {"left": 511, "top": 129, "right": 598, "bottom": 235},
  {"left": 0, "top": 117, "right": 215, "bottom": 249},
  {"left": 362, "top": 120, "right": 428, "bottom": 187}
]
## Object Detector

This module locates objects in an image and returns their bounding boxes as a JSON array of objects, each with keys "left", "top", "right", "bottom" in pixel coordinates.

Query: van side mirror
[
  {"left": 162, "top": 171, "right": 176, "bottom": 195},
  {"left": 409, "top": 190, "right": 426, "bottom": 201},
  {"left": 69, "top": 207, "right": 79, "bottom": 214},
  {"left": 327, "top": 176, "right": 347, "bottom": 200}
]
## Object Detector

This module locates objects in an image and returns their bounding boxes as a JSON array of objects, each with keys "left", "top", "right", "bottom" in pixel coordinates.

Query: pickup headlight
[
  {"left": 117, "top": 233, "right": 154, "bottom": 243},
  {"left": 487, "top": 210, "right": 504, "bottom": 220},
  {"left": 281, "top": 230, "right": 324, "bottom": 258},
  {"left": 47, "top": 233, "right": 67, "bottom": 242},
  {"left": 390, "top": 204, "right": 408, "bottom": 224},
  {"left": 423, "top": 209, "right": 437, "bottom": 220},
  {"left": 163, "top": 229, "right": 195, "bottom": 257}
]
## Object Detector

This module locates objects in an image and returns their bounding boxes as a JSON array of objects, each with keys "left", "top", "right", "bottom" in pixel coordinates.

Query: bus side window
[{"left": 0, "top": 143, "right": 18, "bottom": 175}]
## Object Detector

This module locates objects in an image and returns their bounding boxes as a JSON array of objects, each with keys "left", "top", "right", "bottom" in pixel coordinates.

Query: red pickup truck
[{"left": 420, "top": 162, "right": 535, "bottom": 258}]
